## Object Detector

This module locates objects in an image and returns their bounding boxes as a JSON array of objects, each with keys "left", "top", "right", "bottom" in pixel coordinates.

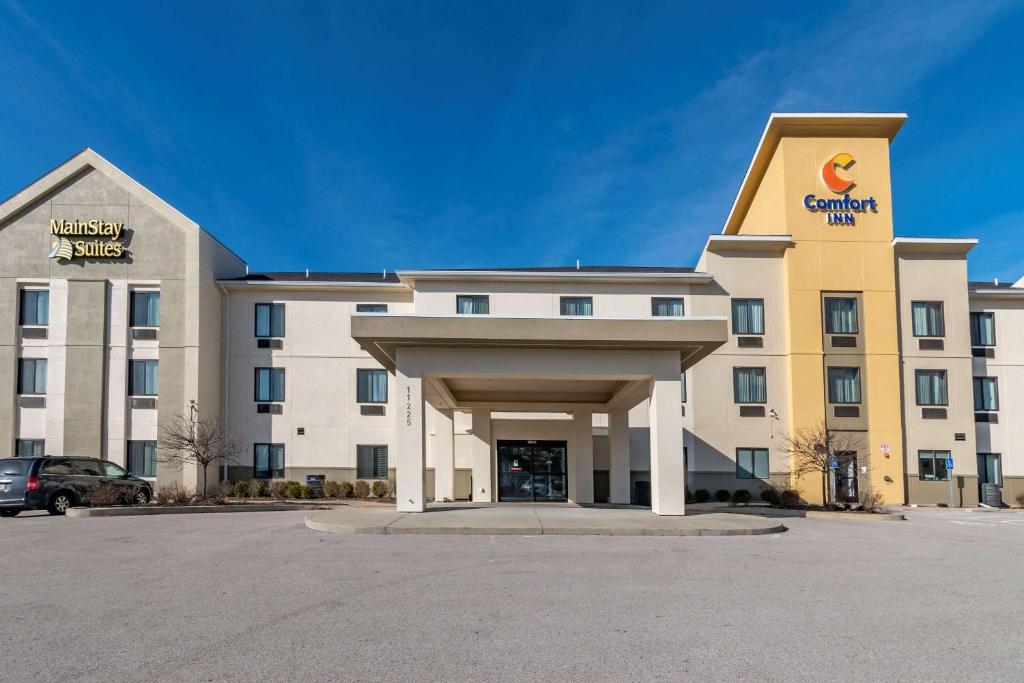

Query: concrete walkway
[{"left": 304, "top": 503, "right": 785, "bottom": 536}]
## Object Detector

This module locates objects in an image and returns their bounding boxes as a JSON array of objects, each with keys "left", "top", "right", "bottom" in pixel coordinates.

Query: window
[
  {"left": 254, "top": 443, "right": 285, "bottom": 479},
  {"left": 356, "top": 304, "right": 388, "bottom": 313},
  {"left": 456, "top": 295, "right": 489, "bottom": 315},
  {"left": 652, "top": 297, "right": 684, "bottom": 317},
  {"left": 973, "top": 377, "right": 999, "bottom": 411},
  {"left": 911, "top": 301, "right": 945, "bottom": 337},
  {"left": 970, "top": 312, "right": 995, "bottom": 347},
  {"left": 827, "top": 367, "right": 862, "bottom": 404},
  {"left": 357, "top": 444, "right": 388, "bottom": 479},
  {"left": 19, "top": 289, "right": 49, "bottom": 326},
  {"left": 824, "top": 298, "right": 858, "bottom": 334},
  {"left": 732, "top": 298, "right": 765, "bottom": 335},
  {"left": 129, "top": 360, "right": 159, "bottom": 396},
  {"left": 127, "top": 441, "right": 157, "bottom": 477},
  {"left": 915, "top": 370, "right": 948, "bottom": 406},
  {"left": 736, "top": 448, "right": 769, "bottom": 479},
  {"left": 733, "top": 367, "right": 766, "bottom": 404},
  {"left": 680, "top": 372, "right": 687, "bottom": 403},
  {"left": 919, "top": 450, "right": 950, "bottom": 481},
  {"left": 129, "top": 291, "right": 160, "bottom": 327},
  {"left": 254, "top": 368, "right": 285, "bottom": 402},
  {"left": 17, "top": 358, "right": 47, "bottom": 394},
  {"left": 560, "top": 296, "right": 593, "bottom": 316},
  {"left": 16, "top": 439, "right": 44, "bottom": 457},
  {"left": 255, "top": 303, "right": 285, "bottom": 337},
  {"left": 356, "top": 368, "right": 388, "bottom": 403}
]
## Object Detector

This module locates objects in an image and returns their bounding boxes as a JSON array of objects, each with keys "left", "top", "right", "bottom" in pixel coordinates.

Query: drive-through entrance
[{"left": 497, "top": 440, "right": 567, "bottom": 502}]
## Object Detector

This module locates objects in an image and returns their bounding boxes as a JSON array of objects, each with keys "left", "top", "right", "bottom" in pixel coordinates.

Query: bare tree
[
  {"left": 158, "top": 407, "right": 242, "bottom": 496},
  {"left": 779, "top": 421, "right": 862, "bottom": 505}
]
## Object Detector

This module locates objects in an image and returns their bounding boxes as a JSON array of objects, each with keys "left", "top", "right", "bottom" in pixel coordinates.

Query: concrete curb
[{"left": 67, "top": 504, "right": 327, "bottom": 518}]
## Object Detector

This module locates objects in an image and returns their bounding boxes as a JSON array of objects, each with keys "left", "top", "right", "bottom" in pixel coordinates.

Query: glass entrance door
[{"left": 497, "top": 440, "right": 567, "bottom": 502}]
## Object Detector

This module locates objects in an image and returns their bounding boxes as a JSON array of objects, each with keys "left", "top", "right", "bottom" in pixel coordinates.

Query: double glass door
[{"left": 497, "top": 440, "right": 567, "bottom": 502}]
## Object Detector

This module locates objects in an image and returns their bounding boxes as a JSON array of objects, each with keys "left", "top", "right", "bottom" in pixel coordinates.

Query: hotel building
[{"left": 1, "top": 113, "right": 1020, "bottom": 513}]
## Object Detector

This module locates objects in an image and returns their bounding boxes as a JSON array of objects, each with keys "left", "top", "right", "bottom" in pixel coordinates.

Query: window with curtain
[
  {"left": 731, "top": 298, "right": 765, "bottom": 335},
  {"left": 560, "top": 297, "right": 593, "bottom": 316},
  {"left": 733, "top": 367, "right": 767, "bottom": 403},
  {"left": 357, "top": 444, "right": 389, "bottom": 479},
  {"left": 254, "top": 367, "right": 285, "bottom": 402},
  {"left": 129, "top": 291, "right": 160, "bottom": 327},
  {"left": 915, "top": 369, "right": 947, "bottom": 406},
  {"left": 254, "top": 443, "right": 285, "bottom": 479},
  {"left": 456, "top": 295, "right": 489, "bottom": 315},
  {"left": 127, "top": 440, "right": 157, "bottom": 477},
  {"left": 973, "top": 377, "right": 999, "bottom": 411},
  {"left": 18, "top": 358, "right": 47, "bottom": 394},
  {"left": 651, "top": 297, "right": 684, "bottom": 317},
  {"left": 911, "top": 301, "right": 945, "bottom": 337},
  {"left": 356, "top": 304, "right": 388, "bottom": 313},
  {"left": 19, "top": 289, "right": 49, "bottom": 326},
  {"left": 128, "top": 360, "right": 159, "bottom": 396},
  {"left": 970, "top": 312, "right": 995, "bottom": 346},
  {"left": 736, "top": 448, "right": 769, "bottom": 479},
  {"left": 254, "top": 303, "right": 285, "bottom": 337},
  {"left": 827, "top": 367, "right": 862, "bottom": 404},
  {"left": 824, "top": 298, "right": 858, "bottom": 334},
  {"left": 918, "top": 450, "right": 950, "bottom": 481},
  {"left": 356, "top": 368, "right": 388, "bottom": 403},
  {"left": 16, "top": 439, "right": 44, "bottom": 456}
]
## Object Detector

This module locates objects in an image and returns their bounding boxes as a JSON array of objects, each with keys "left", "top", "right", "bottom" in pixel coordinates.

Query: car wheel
[
  {"left": 134, "top": 489, "right": 151, "bottom": 505},
  {"left": 0, "top": 509, "right": 20, "bottom": 518},
  {"left": 47, "top": 492, "right": 75, "bottom": 515}
]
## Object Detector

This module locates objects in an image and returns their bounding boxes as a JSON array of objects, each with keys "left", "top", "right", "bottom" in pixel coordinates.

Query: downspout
[{"left": 218, "top": 282, "right": 231, "bottom": 483}]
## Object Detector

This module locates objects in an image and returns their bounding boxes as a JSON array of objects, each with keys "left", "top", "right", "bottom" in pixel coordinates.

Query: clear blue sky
[{"left": 1, "top": 0, "right": 1021, "bottom": 280}]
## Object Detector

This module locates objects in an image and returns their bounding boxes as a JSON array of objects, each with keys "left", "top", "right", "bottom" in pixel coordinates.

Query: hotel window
[
  {"left": 129, "top": 291, "right": 160, "bottom": 327},
  {"left": 733, "top": 367, "right": 766, "bottom": 404},
  {"left": 824, "top": 297, "right": 858, "bottom": 334},
  {"left": 356, "top": 368, "right": 388, "bottom": 403},
  {"left": 919, "top": 450, "right": 950, "bottom": 481},
  {"left": 128, "top": 360, "right": 159, "bottom": 396},
  {"left": 16, "top": 439, "right": 44, "bottom": 457},
  {"left": 911, "top": 301, "right": 945, "bottom": 337},
  {"left": 19, "top": 289, "right": 49, "bottom": 326},
  {"left": 127, "top": 440, "right": 158, "bottom": 478},
  {"left": 254, "top": 368, "right": 285, "bottom": 402},
  {"left": 456, "top": 295, "right": 489, "bottom": 315},
  {"left": 915, "top": 370, "right": 947, "bottom": 406},
  {"left": 970, "top": 312, "right": 995, "bottom": 347},
  {"left": 732, "top": 298, "right": 765, "bottom": 335},
  {"left": 254, "top": 443, "right": 285, "bottom": 479},
  {"left": 17, "top": 359, "right": 47, "bottom": 394},
  {"left": 356, "top": 304, "right": 388, "bottom": 313},
  {"left": 973, "top": 377, "right": 999, "bottom": 412},
  {"left": 560, "top": 296, "right": 593, "bottom": 316},
  {"left": 651, "top": 297, "right": 684, "bottom": 317},
  {"left": 827, "top": 367, "right": 862, "bottom": 404},
  {"left": 736, "top": 448, "right": 769, "bottom": 479},
  {"left": 357, "top": 444, "right": 388, "bottom": 479},
  {"left": 255, "top": 303, "right": 285, "bottom": 338}
]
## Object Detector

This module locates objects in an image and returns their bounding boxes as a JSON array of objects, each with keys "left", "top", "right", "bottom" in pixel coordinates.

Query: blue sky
[{"left": 1, "top": 0, "right": 1021, "bottom": 280}]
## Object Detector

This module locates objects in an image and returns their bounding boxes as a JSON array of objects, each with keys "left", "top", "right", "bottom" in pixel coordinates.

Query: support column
[
  {"left": 608, "top": 408, "right": 631, "bottom": 505},
  {"left": 571, "top": 408, "right": 594, "bottom": 504},
  {"left": 395, "top": 362, "right": 425, "bottom": 512},
  {"left": 649, "top": 376, "right": 685, "bottom": 515},
  {"left": 470, "top": 407, "right": 492, "bottom": 502},
  {"left": 433, "top": 408, "right": 455, "bottom": 502}
]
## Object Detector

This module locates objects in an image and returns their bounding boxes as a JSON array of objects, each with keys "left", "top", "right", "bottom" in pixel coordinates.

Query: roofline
[
  {"left": 722, "top": 112, "right": 908, "bottom": 235},
  {"left": 892, "top": 237, "right": 977, "bottom": 255},
  {"left": 396, "top": 270, "right": 715, "bottom": 285}
]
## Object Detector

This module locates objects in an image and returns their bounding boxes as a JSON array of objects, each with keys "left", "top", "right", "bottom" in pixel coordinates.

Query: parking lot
[{"left": 2, "top": 508, "right": 1022, "bottom": 681}]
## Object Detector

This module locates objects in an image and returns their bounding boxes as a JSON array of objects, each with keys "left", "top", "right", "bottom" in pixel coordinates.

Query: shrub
[
  {"left": 714, "top": 489, "right": 731, "bottom": 503},
  {"left": 694, "top": 489, "right": 710, "bottom": 503},
  {"left": 155, "top": 484, "right": 194, "bottom": 506},
  {"left": 354, "top": 480, "right": 370, "bottom": 499},
  {"left": 760, "top": 488, "right": 781, "bottom": 505},
  {"left": 858, "top": 486, "right": 885, "bottom": 513},
  {"left": 371, "top": 480, "right": 388, "bottom": 498},
  {"left": 323, "top": 480, "right": 342, "bottom": 498},
  {"left": 731, "top": 489, "right": 751, "bottom": 505},
  {"left": 233, "top": 480, "right": 250, "bottom": 498},
  {"left": 86, "top": 484, "right": 129, "bottom": 507},
  {"left": 285, "top": 480, "right": 304, "bottom": 499},
  {"left": 340, "top": 481, "right": 354, "bottom": 498},
  {"left": 270, "top": 480, "right": 289, "bottom": 500}
]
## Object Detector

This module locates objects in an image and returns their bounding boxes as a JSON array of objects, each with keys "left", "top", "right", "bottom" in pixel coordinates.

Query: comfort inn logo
[
  {"left": 803, "top": 152, "right": 878, "bottom": 226},
  {"left": 47, "top": 218, "right": 127, "bottom": 261}
]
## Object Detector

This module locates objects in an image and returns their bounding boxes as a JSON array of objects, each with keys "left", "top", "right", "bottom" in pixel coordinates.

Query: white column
[
  {"left": 470, "top": 407, "right": 492, "bottom": 502},
  {"left": 608, "top": 408, "right": 631, "bottom": 505},
  {"left": 395, "top": 363, "right": 426, "bottom": 512},
  {"left": 649, "top": 377, "right": 685, "bottom": 515},
  {"left": 571, "top": 408, "right": 594, "bottom": 504},
  {"left": 433, "top": 407, "right": 455, "bottom": 502}
]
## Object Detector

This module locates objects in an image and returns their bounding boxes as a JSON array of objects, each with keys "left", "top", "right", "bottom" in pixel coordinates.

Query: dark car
[{"left": 0, "top": 456, "right": 152, "bottom": 517}]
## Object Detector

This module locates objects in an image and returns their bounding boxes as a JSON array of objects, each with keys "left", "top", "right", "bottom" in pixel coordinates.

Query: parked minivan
[{"left": 0, "top": 457, "right": 152, "bottom": 517}]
